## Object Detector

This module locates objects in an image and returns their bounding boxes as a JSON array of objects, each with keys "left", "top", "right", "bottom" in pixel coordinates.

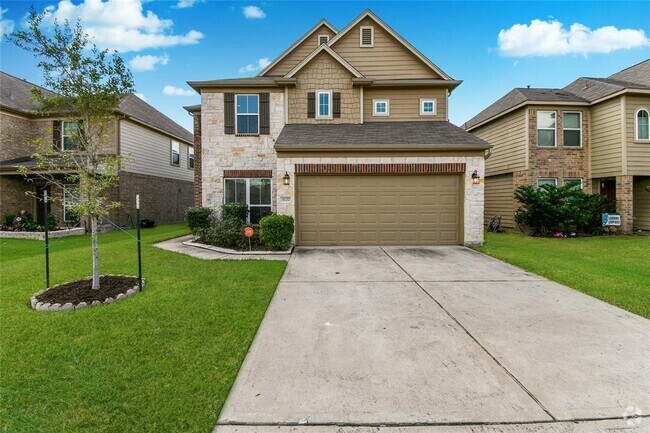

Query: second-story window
[
  {"left": 62, "top": 120, "right": 79, "bottom": 150},
  {"left": 563, "top": 112, "right": 582, "bottom": 147},
  {"left": 373, "top": 99, "right": 389, "bottom": 116},
  {"left": 537, "top": 111, "right": 556, "bottom": 147},
  {"left": 317, "top": 90, "right": 331, "bottom": 119},
  {"left": 188, "top": 146, "right": 195, "bottom": 169},
  {"left": 235, "top": 94, "right": 259, "bottom": 134},
  {"left": 171, "top": 140, "right": 180, "bottom": 166},
  {"left": 637, "top": 108, "right": 649, "bottom": 140},
  {"left": 420, "top": 99, "right": 436, "bottom": 116}
]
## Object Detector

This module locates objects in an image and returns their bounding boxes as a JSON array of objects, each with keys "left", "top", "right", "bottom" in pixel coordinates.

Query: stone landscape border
[
  {"left": 30, "top": 275, "right": 145, "bottom": 312},
  {"left": 1, "top": 227, "right": 85, "bottom": 240},
  {"left": 183, "top": 239, "right": 293, "bottom": 255}
]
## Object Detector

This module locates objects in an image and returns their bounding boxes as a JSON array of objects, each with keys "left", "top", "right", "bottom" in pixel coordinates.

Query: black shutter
[
  {"left": 333, "top": 92, "right": 341, "bottom": 118},
  {"left": 224, "top": 93, "right": 235, "bottom": 134},
  {"left": 259, "top": 93, "right": 270, "bottom": 134},
  {"left": 52, "top": 121, "right": 62, "bottom": 150},
  {"left": 307, "top": 92, "right": 315, "bottom": 118}
]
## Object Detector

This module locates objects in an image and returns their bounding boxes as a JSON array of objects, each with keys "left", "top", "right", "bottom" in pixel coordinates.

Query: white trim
[
  {"left": 317, "top": 34, "right": 330, "bottom": 45},
  {"left": 635, "top": 107, "right": 650, "bottom": 141},
  {"left": 536, "top": 110, "right": 557, "bottom": 148},
  {"left": 360, "top": 86, "right": 364, "bottom": 124},
  {"left": 316, "top": 90, "right": 332, "bottom": 119},
  {"left": 420, "top": 99, "right": 436, "bottom": 116},
  {"left": 359, "top": 26, "right": 374, "bottom": 47},
  {"left": 562, "top": 111, "right": 583, "bottom": 148},
  {"left": 536, "top": 177, "right": 557, "bottom": 188},
  {"left": 187, "top": 146, "right": 195, "bottom": 169},
  {"left": 258, "top": 19, "right": 338, "bottom": 76},
  {"left": 326, "top": 9, "right": 453, "bottom": 80},
  {"left": 223, "top": 178, "right": 273, "bottom": 224},
  {"left": 563, "top": 177, "right": 583, "bottom": 190},
  {"left": 63, "top": 184, "right": 80, "bottom": 222},
  {"left": 372, "top": 99, "right": 389, "bottom": 116},
  {"left": 284, "top": 44, "right": 364, "bottom": 78},
  {"left": 234, "top": 93, "right": 260, "bottom": 135}
]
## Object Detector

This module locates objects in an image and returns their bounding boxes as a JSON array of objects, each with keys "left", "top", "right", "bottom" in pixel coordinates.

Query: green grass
[
  {"left": 0, "top": 224, "right": 287, "bottom": 433},
  {"left": 476, "top": 232, "right": 650, "bottom": 319}
]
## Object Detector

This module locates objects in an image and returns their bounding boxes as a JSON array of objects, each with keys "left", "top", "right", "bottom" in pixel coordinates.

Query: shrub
[
  {"left": 197, "top": 217, "right": 247, "bottom": 250},
  {"left": 221, "top": 202, "right": 249, "bottom": 223},
  {"left": 185, "top": 207, "right": 214, "bottom": 233},
  {"left": 514, "top": 183, "right": 614, "bottom": 236},
  {"left": 45, "top": 212, "right": 58, "bottom": 231},
  {"left": 259, "top": 214, "right": 294, "bottom": 250}
]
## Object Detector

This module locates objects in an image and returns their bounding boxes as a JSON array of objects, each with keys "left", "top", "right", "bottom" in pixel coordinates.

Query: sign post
[
  {"left": 136, "top": 194, "right": 142, "bottom": 290},
  {"left": 43, "top": 190, "right": 50, "bottom": 289},
  {"left": 244, "top": 226, "right": 254, "bottom": 252}
]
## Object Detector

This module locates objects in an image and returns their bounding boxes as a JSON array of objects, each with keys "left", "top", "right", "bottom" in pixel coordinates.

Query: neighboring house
[
  {"left": 0, "top": 71, "right": 195, "bottom": 227},
  {"left": 186, "top": 9, "right": 490, "bottom": 246},
  {"left": 465, "top": 60, "right": 650, "bottom": 233}
]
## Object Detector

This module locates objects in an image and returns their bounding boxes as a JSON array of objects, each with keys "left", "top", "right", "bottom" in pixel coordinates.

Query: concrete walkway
[
  {"left": 154, "top": 235, "right": 291, "bottom": 260},
  {"left": 216, "top": 246, "right": 649, "bottom": 432}
]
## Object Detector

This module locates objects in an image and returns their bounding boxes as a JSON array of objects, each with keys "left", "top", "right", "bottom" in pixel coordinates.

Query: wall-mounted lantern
[
  {"left": 283, "top": 171, "right": 291, "bottom": 186},
  {"left": 471, "top": 170, "right": 481, "bottom": 185}
]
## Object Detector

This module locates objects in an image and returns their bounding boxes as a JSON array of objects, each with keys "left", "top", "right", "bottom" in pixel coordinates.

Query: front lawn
[
  {"left": 476, "top": 232, "right": 650, "bottom": 319},
  {"left": 0, "top": 224, "right": 287, "bottom": 432}
]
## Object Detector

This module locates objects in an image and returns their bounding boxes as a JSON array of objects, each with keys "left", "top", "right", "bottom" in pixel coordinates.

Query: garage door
[{"left": 296, "top": 174, "right": 462, "bottom": 246}]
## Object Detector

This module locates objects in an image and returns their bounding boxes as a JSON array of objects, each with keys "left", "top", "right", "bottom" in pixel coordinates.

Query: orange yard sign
[{"left": 244, "top": 226, "right": 254, "bottom": 237}]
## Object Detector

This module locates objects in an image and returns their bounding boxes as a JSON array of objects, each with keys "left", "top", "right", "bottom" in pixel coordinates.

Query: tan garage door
[{"left": 296, "top": 174, "right": 462, "bottom": 246}]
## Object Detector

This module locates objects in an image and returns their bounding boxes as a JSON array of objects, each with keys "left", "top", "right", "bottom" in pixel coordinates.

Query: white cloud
[
  {"left": 134, "top": 92, "right": 147, "bottom": 102},
  {"left": 238, "top": 57, "right": 271, "bottom": 74},
  {"left": 1, "top": 8, "right": 15, "bottom": 36},
  {"left": 498, "top": 19, "right": 650, "bottom": 57},
  {"left": 129, "top": 53, "right": 170, "bottom": 72},
  {"left": 243, "top": 6, "right": 266, "bottom": 19},
  {"left": 174, "top": 0, "right": 204, "bottom": 8},
  {"left": 163, "top": 85, "right": 195, "bottom": 96},
  {"left": 39, "top": 0, "right": 204, "bottom": 52}
]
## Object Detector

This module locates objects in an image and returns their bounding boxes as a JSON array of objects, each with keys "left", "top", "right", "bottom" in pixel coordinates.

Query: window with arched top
[{"left": 637, "top": 108, "right": 649, "bottom": 140}]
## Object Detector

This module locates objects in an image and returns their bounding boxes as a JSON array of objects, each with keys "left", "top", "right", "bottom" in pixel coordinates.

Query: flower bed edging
[
  {"left": 183, "top": 239, "right": 293, "bottom": 255},
  {"left": 1, "top": 227, "right": 85, "bottom": 240},
  {"left": 29, "top": 275, "right": 145, "bottom": 312}
]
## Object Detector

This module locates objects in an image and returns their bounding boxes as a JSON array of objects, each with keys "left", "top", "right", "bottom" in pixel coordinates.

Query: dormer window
[
  {"left": 318, "top": 35, "right": 329, "bottom": 45},
  {"left": 360, "top": 26, "right": 374, "bottom": 47}
]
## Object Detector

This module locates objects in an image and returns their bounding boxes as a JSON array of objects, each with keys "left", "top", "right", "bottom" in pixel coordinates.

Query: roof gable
[
  {"left": 284, "top": 44, "right": 363, "bottom": 78},
  {"left": 260, "top": 20, "right": 337, "bottom": 77},
  {"left": 327, "top": 10, "right": 452, "bottom": 80}
]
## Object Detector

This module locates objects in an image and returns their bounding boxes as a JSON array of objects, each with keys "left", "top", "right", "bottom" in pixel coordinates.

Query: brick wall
[
  {"left": 193, "top": 113, "right": 202, "bottom": 206},
  {"left": 616, "top": 175, "right": 634, "bottom": 233},
  {"left": 1, "top": 112, "right": 40, "bottom": 160}
]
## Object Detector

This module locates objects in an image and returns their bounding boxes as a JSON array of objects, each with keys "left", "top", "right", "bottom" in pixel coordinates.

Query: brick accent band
[
  {"left": 294, "top": 163, "right": 466, "bottom": 175},
  {"left": 223, "top": 169, "right": 273, "bottom": 178}
]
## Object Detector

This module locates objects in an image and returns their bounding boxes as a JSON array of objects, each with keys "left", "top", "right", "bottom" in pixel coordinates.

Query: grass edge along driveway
[
  {"left": 475, "top": 232, "right": 650, "bottom": 319},
  {"left": 0, "top": 224, "right": 287, "bottom": 433}
]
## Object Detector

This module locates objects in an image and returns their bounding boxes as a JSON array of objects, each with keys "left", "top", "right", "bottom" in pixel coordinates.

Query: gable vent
[
  {"left": 360, "top": 26, "right": 374, "bottom": 47},
  {"left": 318, "top": 35, "right": 329, "bottom": 45}
]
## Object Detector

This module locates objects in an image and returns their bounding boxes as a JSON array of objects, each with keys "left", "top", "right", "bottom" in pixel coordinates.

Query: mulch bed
[{"left": 35, "top": 275, "right": 139, "bottom": 305}]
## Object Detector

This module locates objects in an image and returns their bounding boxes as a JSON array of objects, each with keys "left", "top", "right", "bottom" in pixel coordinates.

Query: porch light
[
  {"left": 471, "top": 170, "right": 481, "bottom": 185},
  {"left": 283, "top": 171, "right": 291, "bottom": 186}
]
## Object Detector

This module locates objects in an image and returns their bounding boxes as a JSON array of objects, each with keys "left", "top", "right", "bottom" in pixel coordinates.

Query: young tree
[{"left": 7, "top": 11, "right": 134, "bottom": 289}]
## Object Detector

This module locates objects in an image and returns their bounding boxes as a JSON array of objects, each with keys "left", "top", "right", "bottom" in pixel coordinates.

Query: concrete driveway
[{"left": 216, "top": 246, "right": 650, "bottom": 432}]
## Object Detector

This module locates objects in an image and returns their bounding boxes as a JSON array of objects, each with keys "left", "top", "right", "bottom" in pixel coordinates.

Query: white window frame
[
  {"left": 318, "top": 34, "right": 329, "bottom": 45},
  {"left": 537, "top": 111, "right": 557, "bottom": 148},
  {"left": 359, "top": 26, "right": 374, "bottom": 48},
  {"left": 562, "top": 111, "right": 583, "bottom": 147},
  {"left": 223, "top": 178, "right": 272, "bottom": 224},
  {"left": 536, "top": 177, "right": 558, "bottom": 188},
  {"left": 62, "top": 120, "right": 79, "bottom": 151},
  {"left": 235, "top": 94, "right": 260, "bottom": 135},
  {"left": 170, "top": 140, "right": 180, "bottom": 166},
  {"left": 188, "top": 146, "right": 194, "bottom": 169},
  {"left": 636, "top": 108, "right": 650, "bottom": 141},
  {"left": 372, "top": 99, "right": 390, "bottom": 117},
  {"left": 563, "top": 178, "right": 583, "bottom": 190},
  {"left": 420, "top": 99, "right": 436, "bottom": 116},
  {"left": 63, "top": 184, "right": 80, "bottom": 222},
  {"left": 316, "top": 90, "right": 332, "bottom": 119}
]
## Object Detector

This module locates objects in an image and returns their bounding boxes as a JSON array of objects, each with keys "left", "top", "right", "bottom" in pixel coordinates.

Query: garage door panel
[{"left": 296, "top": 175, "right": 462, "bottom": 246}]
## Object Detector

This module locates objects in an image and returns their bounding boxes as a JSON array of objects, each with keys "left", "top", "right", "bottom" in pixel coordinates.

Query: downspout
[
  {"left": 360, "top": 86, "right": 364, "bottom": 124},
  {"left": 484, "top": 147, "right": 492, "bottom": 160}
]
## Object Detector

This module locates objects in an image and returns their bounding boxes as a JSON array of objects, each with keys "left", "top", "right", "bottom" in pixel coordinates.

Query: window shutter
[
  {"left": 52, "top": 121, "right": 62, "bottom": 150},
  {"left": 307, "top": 92, "right": 315, "bottom": 118},
  {"left": 224, "top": 93, "right": 235, "bottom": 134},
  {"left": 259, "top": 93, "right": 270, "bottom": 134},
  {"left": 333, "top": 92, "right": 341, "bottom": 118}
]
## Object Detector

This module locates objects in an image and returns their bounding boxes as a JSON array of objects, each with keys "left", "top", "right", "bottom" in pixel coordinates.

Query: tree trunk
[{"left": 90, "top": 215, "right": 100, "bottom": 289}]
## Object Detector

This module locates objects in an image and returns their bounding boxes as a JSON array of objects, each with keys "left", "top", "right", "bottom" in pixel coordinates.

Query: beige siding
[
  {"left": 591, "top": 97, "right": 623, "bottom": 177},
  {"left": 288, "top": 51, "right": 360, "bottom": 124},
  {"left": 265, "top": 24, "right": 336, "bottom": 77},
  {"left": 484, "top": 173, "right": 515, "bottom": 229},
  {"left": 119, "top": 120, "right": 193, "bottom": 182},
  {"left": 330, "top": 17, "right": 440, "bottom": 79},
  {"left": 363, "top": 88, "right": 446, "bottom": 121},
  {"left": 473, "top": 108, "right": 527, "bottom": 177},
  {"left": 625, "top": 95, "right": 650, "bottom": 176},
  {"left": 634, "top": 177, "right": 650, "bottom": 230}
]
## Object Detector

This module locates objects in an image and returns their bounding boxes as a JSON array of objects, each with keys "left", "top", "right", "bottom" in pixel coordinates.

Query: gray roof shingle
[
  {"left": 609, "top": 59, "right": 650, "bottom": 86},
  {"left": 275, "top": 121, "right": 490, "bottom": 150},
  {"left": 0, "top": 71, "right": 57, "bottom": 113}
]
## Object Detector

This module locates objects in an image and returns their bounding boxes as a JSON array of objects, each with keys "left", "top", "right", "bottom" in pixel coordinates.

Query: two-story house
[
  {"left": 464, "top": 60, "right": 650, "bottom": 233},
  {"left": 0, "top": 71, "right": 195, "bottom": 227},
  {"left": 186, "top": 10, "right": 491, "bottom": 246}
]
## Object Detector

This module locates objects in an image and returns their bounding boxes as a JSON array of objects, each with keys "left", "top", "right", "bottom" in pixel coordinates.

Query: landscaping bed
[{"left": 32, "top": 275, "right": 140, "bottom": 311}]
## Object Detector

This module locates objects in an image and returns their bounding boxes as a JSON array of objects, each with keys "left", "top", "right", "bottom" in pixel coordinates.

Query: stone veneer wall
[
  {"left": 276, "top": 156, "right": 486, "bottom": 246},
  {"left": 200, "top": 91, "right": 285, "bottom": 213}
]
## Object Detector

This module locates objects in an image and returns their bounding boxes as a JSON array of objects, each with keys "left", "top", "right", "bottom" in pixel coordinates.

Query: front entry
[{"left": 295, "top": 174, "right": 462, "bottom": 246}]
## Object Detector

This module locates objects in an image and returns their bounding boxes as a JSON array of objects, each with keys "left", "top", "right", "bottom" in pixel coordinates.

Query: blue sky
[{"left": 1, "top": 1, "right": 649, "bottom": 132}]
